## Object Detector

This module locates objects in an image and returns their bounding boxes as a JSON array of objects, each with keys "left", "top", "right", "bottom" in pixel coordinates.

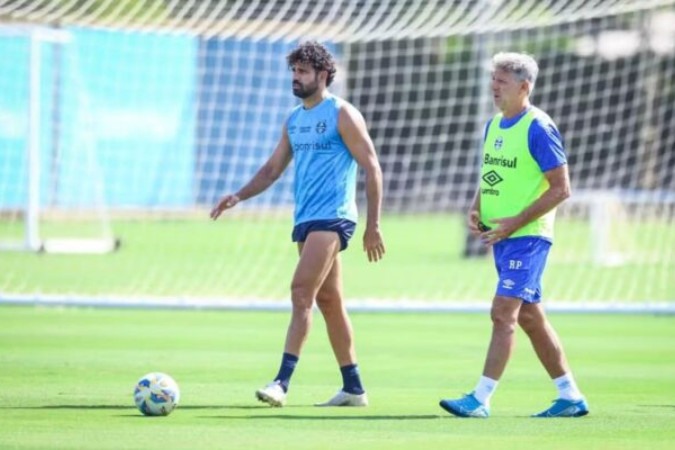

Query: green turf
[
  {"left": 0, "top": 305, "right": 673, "bottom": 449},
  {"left": 1, "top": 214, "right": 674, "bottom": 302}
]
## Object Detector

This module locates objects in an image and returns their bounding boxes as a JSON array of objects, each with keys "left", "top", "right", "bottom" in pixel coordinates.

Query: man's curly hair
[{"left": 287, "top": 41, "right": 337, "bottom": 87}]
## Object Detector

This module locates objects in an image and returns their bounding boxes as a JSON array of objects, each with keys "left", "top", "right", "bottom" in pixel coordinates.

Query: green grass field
[
  {"left": 1, "top": 305, "right": 674, "bottom": 449},
  {"left": 1, "top": 214, "right": 674, "bottom": 304}
]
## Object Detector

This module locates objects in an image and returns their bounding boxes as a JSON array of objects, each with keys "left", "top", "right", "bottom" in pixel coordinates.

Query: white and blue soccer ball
[{"left": 133, "top": 372, "right": 180, "bottom": 416}]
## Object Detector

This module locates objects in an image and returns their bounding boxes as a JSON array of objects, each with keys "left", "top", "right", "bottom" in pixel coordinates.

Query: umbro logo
[{"left": 482, "top": 170, "right": 503, "bottom": 187}]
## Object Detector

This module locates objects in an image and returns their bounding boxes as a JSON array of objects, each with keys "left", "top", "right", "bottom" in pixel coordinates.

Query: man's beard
[{"left": 293, "top": 81, "right": 319, "bottom": 99}]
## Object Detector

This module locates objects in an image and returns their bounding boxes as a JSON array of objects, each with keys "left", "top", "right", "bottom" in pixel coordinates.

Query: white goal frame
[{"left": 0, "top": 25, "right": 119, "bottom": 254}]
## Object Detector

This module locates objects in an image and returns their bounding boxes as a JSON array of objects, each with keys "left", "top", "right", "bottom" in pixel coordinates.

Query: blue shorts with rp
[
  {"left": 292, "top": 219, "right": 356, "bottom": 251},
  {"left": 493, "top": 236, "right": 552, "bottom": 303}
]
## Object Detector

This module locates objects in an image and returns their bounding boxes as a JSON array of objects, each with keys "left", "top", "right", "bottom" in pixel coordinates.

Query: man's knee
[
  {"left": 490, "top": 297, "right": 520, "bottom": 331},
  {"left": 290, "top": 281, "right": 315, "bottom": 310},
  {"left": 315, "top": 288, "right": 340, "bottom": 312},
  {"left": 518, "top": 307, "right": 544, "bottom": 334}
]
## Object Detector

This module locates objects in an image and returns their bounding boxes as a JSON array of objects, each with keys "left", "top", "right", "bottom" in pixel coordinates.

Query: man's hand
[
  {"left": 363, "top": 225, "right": 385, "bottom": 262},
  {"left": 210, "top": 194, "right": 240, "bottom": 220},
  {"left": 467, "top": 210, "right": 482, "bottom": 237},
  {"left": 481, "top": 216, "right": 522, "bottom": 245}
]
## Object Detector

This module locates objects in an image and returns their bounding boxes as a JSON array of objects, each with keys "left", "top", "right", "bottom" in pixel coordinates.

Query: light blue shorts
[{"left": 493, "top": 236, "right": 552, "bottom": 303}]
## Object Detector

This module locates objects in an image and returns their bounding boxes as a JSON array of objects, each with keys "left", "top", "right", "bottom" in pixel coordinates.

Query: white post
[
  {"left": 26, "top": 31, "right": 42, "bottom": 252},
  {"left": 589, "top": 191, "right": 626, "bottom": 266},
  {"left": 589, "top": 193, "right": 609, "bottom": 265}
]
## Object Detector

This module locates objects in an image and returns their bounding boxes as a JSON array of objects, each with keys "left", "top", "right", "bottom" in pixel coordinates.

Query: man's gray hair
[{"left": 492, "top": 52, "right": 539, "bottom": 92}]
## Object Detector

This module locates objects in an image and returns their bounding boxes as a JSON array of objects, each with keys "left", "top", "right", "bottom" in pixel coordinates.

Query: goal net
[
  {"left": 0, "top": 0, "right": 673, "bottom": 311},
  {"left": 0, "top": 24, "right": 118, "bottom": 254}
]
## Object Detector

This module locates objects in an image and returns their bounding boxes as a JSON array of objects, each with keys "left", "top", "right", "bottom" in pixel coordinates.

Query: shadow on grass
[
  {"left": 210, "top": 414, "right": 442, "bottom": 420},
  {"left": 0, "top": 405, "right": 269, "bottom": 410},
  {"left": 1, "top": 405, "right": 443, "bottom": 421}
]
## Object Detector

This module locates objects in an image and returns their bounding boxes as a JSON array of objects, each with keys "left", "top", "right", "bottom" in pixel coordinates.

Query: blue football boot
[
  {"left": 439, "top": 392, "right": 490, "bottom": 418},
  {"left": 532, "top": 398, "right": 589, "bottom": 417}
]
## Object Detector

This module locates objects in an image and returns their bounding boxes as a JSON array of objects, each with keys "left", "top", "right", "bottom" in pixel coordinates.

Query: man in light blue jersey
[
  {"left": 439, "top": 52, "right": 589, "bottom": 418},
  {"left": 211, "top": 41, "right": 385, "bottom": 407}
]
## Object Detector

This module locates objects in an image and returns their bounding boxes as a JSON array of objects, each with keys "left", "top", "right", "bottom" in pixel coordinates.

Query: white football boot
[
  {"left": 315, "top": 390, "right": 368, "bottom": 407},
  {"left": 255, "top": 381, "right": 287, "bottom": 407}
]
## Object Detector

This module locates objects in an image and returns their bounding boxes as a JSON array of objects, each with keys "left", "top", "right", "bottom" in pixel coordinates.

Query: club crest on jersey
[
  {"left": 316, "top": 121, "right": 327, "bottom": 134},
  {"left": 494, "top": 136, "right": 504, "bottom": 150}
]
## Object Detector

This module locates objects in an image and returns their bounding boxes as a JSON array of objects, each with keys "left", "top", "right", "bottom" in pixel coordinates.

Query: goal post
[
  {"left": 0, "top": 25, "right": 119, "bottom": 254},
  {"left": 0, "top": 1, "right": 673, "bottom": 308}
]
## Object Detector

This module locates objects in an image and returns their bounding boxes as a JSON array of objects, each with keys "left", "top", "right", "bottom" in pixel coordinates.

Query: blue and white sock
[
  {"left": 553, "top": 373, "right": 583, "bottom": 401},
  {"left": 473, "top": 375, "right": 498, "bottom": 406}
]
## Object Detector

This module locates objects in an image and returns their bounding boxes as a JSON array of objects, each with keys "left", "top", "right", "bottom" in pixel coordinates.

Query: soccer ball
[{"left": 133, "top": 372, "right": 180, "bottom": 416}]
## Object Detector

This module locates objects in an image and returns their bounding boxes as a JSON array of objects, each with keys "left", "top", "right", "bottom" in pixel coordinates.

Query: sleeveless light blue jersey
[{"left": 286, "top": 95, "right": 358, "bottom": 226}]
